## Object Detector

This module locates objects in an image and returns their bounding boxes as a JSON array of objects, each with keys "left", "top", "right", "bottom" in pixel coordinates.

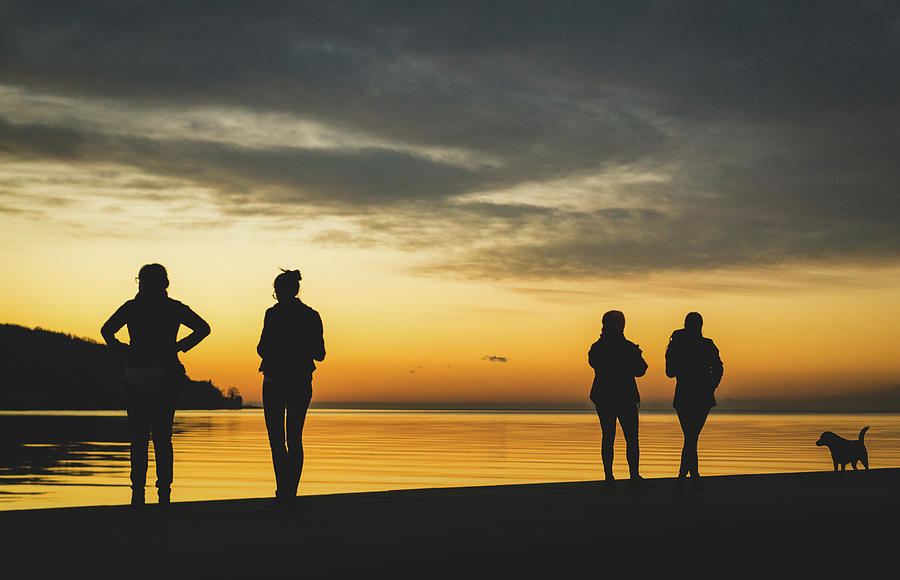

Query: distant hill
[
  {"left": 0, "top": 324, "right": 242, "bottom": 410},
  {"left": 714, "top": 386, "right": 900, "bottom": 413}
]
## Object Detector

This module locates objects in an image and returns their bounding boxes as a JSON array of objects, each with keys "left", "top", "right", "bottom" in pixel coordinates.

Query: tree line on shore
[{"left": 0, "top": 324, "right": 242, "bottom": 410}]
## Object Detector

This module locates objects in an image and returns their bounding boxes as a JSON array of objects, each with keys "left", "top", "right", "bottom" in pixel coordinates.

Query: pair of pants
[
  {"left": 124, "top": 367, "right": 177, "bottom": 491},
  {"left": 263, "top": 376, "right": 312, "bottom": 498},
  {"left": 676, "top": 406, "right": 711, "bottom": 478},
  {"left": 595, "top": 404, "right": 640, "bottom": 479}
]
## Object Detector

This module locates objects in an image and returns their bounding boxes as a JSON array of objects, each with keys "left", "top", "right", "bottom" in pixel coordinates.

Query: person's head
[
  {"left": 137, "top": 263, "right": 169, "bottom": 294},
  {"left": 684, "top": 312, "right": 703, "bottom": 334},
  {"left": 601, "top": 310, "right": 626, "bottom": 334},
  {"left": 273, "top": 268, "right": 301, "bottom": 302}
]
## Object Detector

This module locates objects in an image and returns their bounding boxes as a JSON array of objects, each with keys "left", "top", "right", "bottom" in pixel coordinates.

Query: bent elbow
[
  {"left": 191, "top": 323, "right": 211, "bottom": 345},
  {"left": 100, "top": 324, "right": 116, "bottom": 346}
]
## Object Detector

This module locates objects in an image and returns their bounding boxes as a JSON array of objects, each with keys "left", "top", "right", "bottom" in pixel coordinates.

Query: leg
[
  {"left": 126, "top": 403, "right": 151, "bottom": 504},
  {"left": 284, "top": 379, "right": 312, "bottom": 497},
  {"left": 691, "top": 408, "right": 710, "bottom": 485},
  {"left": 677, "top": 407, "right": 710, "bottom": 479},
  {"left": 595, "top": 407, "right": 617, "bottom": 481},
  {"left": 676, "top": 408, "right": 689, "bottom": 478},
  {"left": 618, "top": 405, "right": 641, "bottom": 480},
  {"left": 150, "top": 403, "right": 176, "bottom": 502},
  {"left": 263, "top": 379, "right": 289, "bottom": 498}
]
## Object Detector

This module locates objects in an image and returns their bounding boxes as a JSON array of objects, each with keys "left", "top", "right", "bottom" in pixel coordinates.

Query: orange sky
[{"left": 2, "top": 216, "right": 899, "bottom": 406}]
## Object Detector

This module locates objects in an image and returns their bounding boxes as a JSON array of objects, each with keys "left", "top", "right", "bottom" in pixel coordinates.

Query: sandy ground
[{"left": 1, "top": 469, "right": 896, "bottom": 577}]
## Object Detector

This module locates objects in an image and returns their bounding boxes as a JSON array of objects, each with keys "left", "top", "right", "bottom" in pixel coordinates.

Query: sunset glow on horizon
[{"left": 2, "top": 3, "right": 899, "bottom": 408}]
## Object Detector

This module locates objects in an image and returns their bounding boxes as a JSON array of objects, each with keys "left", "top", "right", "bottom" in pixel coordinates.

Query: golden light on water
[{"left": 3, "top": 410, "right": 898, "bottom": 511}]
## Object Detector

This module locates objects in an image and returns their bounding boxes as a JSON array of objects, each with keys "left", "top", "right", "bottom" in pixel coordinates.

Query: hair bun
[{"left": 279, "top": 268, "right": 302, "bottom": 281}]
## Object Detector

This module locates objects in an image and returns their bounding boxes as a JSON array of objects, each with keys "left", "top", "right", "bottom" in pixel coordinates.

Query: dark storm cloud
[
  {"left": 0, "top": 1, "right": 664, "bottom": 159},
  {"left": 0, "top": 115, "right": 489, "bottom": 205},
  {"left": 2, "top": 1, "right": 899, "bottom": 277}
]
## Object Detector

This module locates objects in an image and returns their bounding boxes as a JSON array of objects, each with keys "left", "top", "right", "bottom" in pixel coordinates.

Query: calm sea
[{"left": 2, "top": 410, "right": 898, "bottom": 511}]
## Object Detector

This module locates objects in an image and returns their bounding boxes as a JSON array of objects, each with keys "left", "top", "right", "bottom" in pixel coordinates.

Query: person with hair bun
[
  {"left": 101, "top": 263, "right": 210, "bottom": 508},
  {"left": 588, "top": 310, "right": 649, "bottom": 489},
  {"left": 256, "top": 268, "right": 325, "bottom": 508}
]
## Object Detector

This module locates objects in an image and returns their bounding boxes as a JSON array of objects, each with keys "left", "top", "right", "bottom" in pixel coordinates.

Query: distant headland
[{"left": 0, "top": 324, "right": 242, "bottom": 410}]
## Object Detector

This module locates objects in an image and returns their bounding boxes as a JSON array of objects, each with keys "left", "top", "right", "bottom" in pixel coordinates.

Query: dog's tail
[{"left": 859, "top": 426, "right": 870, "bottom": 442}]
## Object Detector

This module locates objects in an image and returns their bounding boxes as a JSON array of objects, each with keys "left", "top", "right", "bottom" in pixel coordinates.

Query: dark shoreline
[{"left": 2, "top": 469, "right": 897, "bottom": 576}]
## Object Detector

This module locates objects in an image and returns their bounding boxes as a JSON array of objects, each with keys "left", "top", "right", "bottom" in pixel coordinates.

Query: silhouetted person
[
  {"left": 257, "top": 269, "right": 325, "bottom": 508},
  {"left": 101, "top": 263, "right": 210, "bottom": 508},
  {"left": 588, "top": 310, "right": 649, "bottom": 488},
  {"left": 665, "top": 312, "right": 723, "bottom": 492}
]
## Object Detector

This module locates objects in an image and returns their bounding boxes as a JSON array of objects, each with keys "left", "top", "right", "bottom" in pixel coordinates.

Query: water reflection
[
  {"left": 2, "top": 410, "right": 899, "bottom": 510},
  {"left": 0, "top": 414, "right": 130, "bottom": 489}
]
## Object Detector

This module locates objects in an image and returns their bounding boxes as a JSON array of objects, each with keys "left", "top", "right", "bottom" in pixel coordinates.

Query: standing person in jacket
[
  {"left": 101, "top": 263, "right": 210, "bottom": 508},
  {"left": 588, "top": 310, "right": 649, "bottom": 489},
  {"left": 257, "top": 269, "right": 325, "bottom": 507},
  {"left": 665, "top": 312, "right": 723, "bottom": 492}
]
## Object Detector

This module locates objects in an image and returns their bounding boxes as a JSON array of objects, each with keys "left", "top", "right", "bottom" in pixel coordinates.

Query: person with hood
[{"left": 588, "top": 310, "right": 649, "bottom": 488}]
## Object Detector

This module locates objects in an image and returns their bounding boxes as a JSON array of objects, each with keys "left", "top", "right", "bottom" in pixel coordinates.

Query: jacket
[
  {"left": 665, "top": 329, "right": 723, "bottom": 409},
  {"left": 588, "top": 333, "right": 648, "bottom": 408},
  {"left": 257, "top": 298, "right": 325, "bottom": 379},
  {"left": 101, "top": 292, "right": 209, "bottom": 368}
]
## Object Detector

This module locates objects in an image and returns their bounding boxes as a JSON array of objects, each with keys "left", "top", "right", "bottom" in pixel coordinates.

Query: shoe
[
  {"left": 257, "top": 497, "right": 295, "bottom": 512},
  {"left": 628, "top": 476, "right": 653, "bottom": 490},
  {"left": 675, "top": 477, "right": 687, "bottom": 493},
  {"left": 130, "top": 488, "right": 145, "bottom": 510},
  {"left": 158, "top": 488, "right": 171, "bottom": 507},
  {"left": 277, "top": 495, "right": 297, "bottom": 510},
  {"left": 603, "top": 477, "right": 616, "bottom": 490},
  {"left": 256, "top": 499, "right": 281, "bottom": 512}
]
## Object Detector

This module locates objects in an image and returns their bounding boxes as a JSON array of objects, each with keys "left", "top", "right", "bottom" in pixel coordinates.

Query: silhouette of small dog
[{"left": 816, "top": 426, "right": 869, "bottom": 475}]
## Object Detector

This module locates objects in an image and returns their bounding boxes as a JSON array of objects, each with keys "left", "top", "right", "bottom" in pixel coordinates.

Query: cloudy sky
[{"left": 2, "top": 1, "right": 899, "bottom": 407}]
